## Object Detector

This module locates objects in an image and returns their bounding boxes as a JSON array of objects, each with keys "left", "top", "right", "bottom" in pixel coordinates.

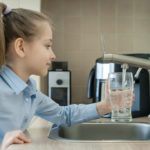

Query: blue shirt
[{"left": 0, "top": 65, "right": 100, "bottom": 143}]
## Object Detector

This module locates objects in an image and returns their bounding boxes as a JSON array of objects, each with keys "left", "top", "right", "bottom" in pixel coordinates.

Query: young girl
[{"left": 0, "top": 2, "right": 132, "bottom": 149}]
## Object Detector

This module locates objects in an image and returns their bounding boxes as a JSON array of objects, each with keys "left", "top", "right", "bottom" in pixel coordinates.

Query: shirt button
[{"left": 25, "top": 98, "right": 29, "bottom": 102}]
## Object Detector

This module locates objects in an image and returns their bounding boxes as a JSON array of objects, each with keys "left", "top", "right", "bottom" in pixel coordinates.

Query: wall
[
  {"left": 0, "top": 0, "right": 41, "bottom": 90},
  {"left": 0, "top": 0, "right": 41, "bottom": 11},
  {"left": 41, "top": 0, "right": 150, "bottom": 104}
]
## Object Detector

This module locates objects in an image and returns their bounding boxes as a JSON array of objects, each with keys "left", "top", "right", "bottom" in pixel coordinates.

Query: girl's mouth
[{"left": 46, "top": 62, "right": 51, "bottom": 67}]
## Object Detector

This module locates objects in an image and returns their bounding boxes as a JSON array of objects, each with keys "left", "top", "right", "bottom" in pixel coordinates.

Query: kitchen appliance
[
  {"left": 87, "top": 62, "right": 115, "bottom": 102},
  {"left": 87, "top": 54, "right": 150, "bottom": 117},
  {"left": 48, "top": 62, "right": 71, "bottom": 106}
]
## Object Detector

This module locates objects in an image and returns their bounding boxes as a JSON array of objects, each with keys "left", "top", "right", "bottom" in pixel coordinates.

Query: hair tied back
[{"left": 3, "top": 6, "right": 11, "bottom": 15}]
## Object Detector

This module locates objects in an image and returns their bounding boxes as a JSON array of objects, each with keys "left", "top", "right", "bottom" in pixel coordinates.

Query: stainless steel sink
[{"left": 48, "top": 122, "right": 150, "bottom": 142}]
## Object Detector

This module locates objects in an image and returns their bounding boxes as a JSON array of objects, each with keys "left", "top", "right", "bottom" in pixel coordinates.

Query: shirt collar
[{"left": 0, "top": 65, "right": 33, "bottom": 95}]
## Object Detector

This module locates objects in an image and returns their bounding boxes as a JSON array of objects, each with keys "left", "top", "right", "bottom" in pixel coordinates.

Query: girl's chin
[
  {"left": 33, "top": 68, "right": 49, "bottom": 77},
  {"left": 41, "top": 70, "right": 49, "bottom": 77},
  {"left": 34, "top": 71, "right": 48, "bottom": 77}
]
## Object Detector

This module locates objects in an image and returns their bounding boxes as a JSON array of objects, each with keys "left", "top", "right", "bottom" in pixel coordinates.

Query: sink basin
[{"left": 48, "top": 122, "right": 150, "bottom": 142}]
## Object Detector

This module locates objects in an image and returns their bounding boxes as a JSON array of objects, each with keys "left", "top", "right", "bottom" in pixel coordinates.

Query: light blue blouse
[{"left": 0, "top": 65, "right": 100, "bottom": 143}]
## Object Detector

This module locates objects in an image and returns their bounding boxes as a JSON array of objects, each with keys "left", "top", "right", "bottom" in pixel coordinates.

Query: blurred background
[{"left": 1, "top": 0, "right": 150, "bottom": 104}]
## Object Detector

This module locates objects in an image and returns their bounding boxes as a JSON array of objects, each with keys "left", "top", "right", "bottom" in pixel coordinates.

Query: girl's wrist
[{"left": 96, "top": 100, "right": 111, "bottom": 116}]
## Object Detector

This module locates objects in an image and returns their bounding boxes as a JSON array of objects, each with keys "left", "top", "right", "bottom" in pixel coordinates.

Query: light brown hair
[{"left": 0, "top": 2, "right": 52, "bottom": 69}]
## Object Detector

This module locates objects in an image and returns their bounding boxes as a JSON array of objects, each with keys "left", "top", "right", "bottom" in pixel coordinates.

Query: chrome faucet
[{"left": 98, "top": 53, "right": 150, "bottom": 70}]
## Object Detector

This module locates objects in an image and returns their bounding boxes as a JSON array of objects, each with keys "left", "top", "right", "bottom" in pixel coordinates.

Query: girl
[{"left": 0, "top": 2, "right": 133, "bottom": 149}]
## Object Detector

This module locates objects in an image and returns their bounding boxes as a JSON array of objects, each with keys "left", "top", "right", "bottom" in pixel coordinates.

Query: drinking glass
[{"left": 108, "top": 72, "right": 133, "bottom": 122}]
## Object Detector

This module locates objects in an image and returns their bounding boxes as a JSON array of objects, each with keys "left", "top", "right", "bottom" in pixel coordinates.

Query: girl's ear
[{"left": 14, "top": 38, "right": 26, "bottom": 58}]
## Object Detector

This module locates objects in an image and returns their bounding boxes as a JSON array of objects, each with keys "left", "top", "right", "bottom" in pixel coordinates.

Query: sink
[{"left": 48, "top": 122, "right": 150, "bottom": 142}]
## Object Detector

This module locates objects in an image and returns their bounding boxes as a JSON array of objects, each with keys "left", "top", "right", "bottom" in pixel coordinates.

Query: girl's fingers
[
  {"left": 105, "top": 79, "right": 108, "bottom": 92},
  {"left": 13, "top": 138, "right": 24, "bottom": 144},
  {"left": 18, "top": 135, "right": 31, "bottom": 143},
  {"left": 1, "top": 130, "right": 32, "bottom": 150},
  {"left": 16, "top": 131, "right": 31, "bottom": 143},
  {"left": 132, "top": 94, "right": 135, "bottom": 105}
]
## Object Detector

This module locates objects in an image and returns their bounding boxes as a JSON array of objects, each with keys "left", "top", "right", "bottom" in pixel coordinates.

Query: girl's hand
[
  {"left": 96, "top": 79, "right": 135, "bottom": 116},
  {"left": 96, "top": 79, "right": 111, "bottom": 116},
  {"left": 1, "top": 130, "right": 31, "bottom": 150}
]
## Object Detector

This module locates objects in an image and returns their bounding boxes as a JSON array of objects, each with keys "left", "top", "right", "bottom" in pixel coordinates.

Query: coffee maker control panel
[{"left": 48, "top": 71, "right": 71, "bottom": 106}]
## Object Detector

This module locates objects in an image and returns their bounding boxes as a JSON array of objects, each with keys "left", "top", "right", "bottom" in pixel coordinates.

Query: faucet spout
[{"left": 98, "top": 54, "right": 150, "bottom": 70}]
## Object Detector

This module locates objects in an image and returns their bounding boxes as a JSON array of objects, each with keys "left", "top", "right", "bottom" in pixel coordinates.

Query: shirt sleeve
[{"left": 35, "top": 91, "right": 100, "bottom": 127}]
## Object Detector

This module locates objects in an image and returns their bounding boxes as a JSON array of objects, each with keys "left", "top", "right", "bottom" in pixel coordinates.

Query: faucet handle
[{"left": 134, "top": 68, "right": 142, "bottom": 79}]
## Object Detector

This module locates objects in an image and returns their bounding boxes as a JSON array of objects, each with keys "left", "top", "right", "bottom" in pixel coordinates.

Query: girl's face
[{"left": 24, "top": 21, "right": 56, "bottom": 77}]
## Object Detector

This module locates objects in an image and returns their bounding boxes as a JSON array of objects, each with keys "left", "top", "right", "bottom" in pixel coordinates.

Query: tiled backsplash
[{"left": 41, "top": 0, "right": 150, "bottom": 104}]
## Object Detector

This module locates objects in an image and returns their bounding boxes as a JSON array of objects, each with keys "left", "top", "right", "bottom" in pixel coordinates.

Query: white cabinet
[{"left": 0, "top": 0, "right": 41, "bottom": 11}]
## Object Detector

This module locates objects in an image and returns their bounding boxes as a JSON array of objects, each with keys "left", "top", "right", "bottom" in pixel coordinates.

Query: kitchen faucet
[{"left": 98, "top": 53, "right": 150, "bottom": 70}]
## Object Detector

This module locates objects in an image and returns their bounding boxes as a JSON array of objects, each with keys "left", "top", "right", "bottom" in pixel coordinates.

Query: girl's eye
[{"left": 46, "top": 45, "right": 51, "bottom": 49}]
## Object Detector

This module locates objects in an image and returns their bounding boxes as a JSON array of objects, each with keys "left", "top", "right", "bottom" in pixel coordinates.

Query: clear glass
[{"left": 108, "top": 72, "right": 133, "bottom": 122}]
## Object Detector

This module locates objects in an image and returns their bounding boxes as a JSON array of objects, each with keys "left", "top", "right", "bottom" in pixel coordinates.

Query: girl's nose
[{"left": 50, "top": 49, "right": 56, "bottom": 60}]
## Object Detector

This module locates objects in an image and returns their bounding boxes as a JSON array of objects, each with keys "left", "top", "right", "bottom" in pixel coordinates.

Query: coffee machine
[
  {"left": 87, "top": 54, "right": 150, "bottom": 117},
  {"left": 87, "top": 63, "right": 115, "bottom": 103},
  {"left": 48, "top": 61, "right": 71, "bottom": 106}
]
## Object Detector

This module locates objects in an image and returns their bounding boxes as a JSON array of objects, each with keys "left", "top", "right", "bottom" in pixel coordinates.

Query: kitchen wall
[
  {"left": 41, "top": 0, "right": 150, "bottom": 104},
  {"left": 0, "top": 0, "right": 41, "bottom": 90}
]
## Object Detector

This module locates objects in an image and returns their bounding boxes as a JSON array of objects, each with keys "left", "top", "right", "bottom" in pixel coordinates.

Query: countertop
[{"left": 7, "top": 116, "right": 150, "bottom": 150}]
